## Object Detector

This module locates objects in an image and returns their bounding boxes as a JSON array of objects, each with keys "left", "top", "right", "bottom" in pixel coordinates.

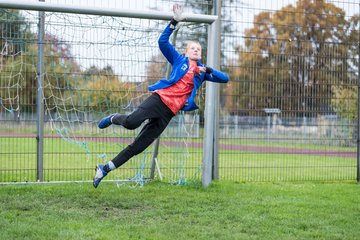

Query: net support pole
[
  {"left": 36, "top": 0, "right": 45, "bottom": 182},
  {"left": 357, "top": 2, "right": 360, "bottom": 184},
  {"left": 202, "top": 0, "right": 221, "bottom": 187}
]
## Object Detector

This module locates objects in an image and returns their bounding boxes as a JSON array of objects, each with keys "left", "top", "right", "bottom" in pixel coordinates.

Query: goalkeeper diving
[{"left": 93, "top": 4, "right": 229, "bottom": 188}]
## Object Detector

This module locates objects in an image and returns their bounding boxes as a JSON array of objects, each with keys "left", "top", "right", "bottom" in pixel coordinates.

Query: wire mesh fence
[
  {"left": 0, "top": 0, "right": 359, "bottom": 183},
  {"left": 220, "top": 0, "right": 359, "bottom": 181}
]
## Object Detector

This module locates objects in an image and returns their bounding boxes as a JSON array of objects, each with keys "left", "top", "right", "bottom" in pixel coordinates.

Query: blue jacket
[{"left": 148, "top": 24, "right": 229, "bottom": 111}]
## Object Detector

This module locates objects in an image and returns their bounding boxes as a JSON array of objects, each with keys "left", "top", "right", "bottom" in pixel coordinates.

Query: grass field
[
  {"left": 0, "top": 181, "right": 359, "bottom": 240},
  {"left": 0, "top": 136, "right": 357, "bottom": 183}
]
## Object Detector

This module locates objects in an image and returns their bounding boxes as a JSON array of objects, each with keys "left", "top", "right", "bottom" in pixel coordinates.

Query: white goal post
[{"left": 0, "top": 0, "right": 222, "bottom": 187}]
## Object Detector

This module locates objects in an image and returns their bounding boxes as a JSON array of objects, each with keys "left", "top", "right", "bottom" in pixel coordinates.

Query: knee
[
  {"left": 122, "top": 116, "right": 139, "bottom": 130},
  {"left": 113, "top": 114, "right": 139, "bottom": 130}
]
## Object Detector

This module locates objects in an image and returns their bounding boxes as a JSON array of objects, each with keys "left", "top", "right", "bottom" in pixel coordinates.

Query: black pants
[{"left": 110, "top": 93, "right": 174, "bottom": 168}]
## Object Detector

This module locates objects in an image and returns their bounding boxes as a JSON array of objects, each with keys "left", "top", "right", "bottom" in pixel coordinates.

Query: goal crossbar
[{"left": 0, "top": 0, "right": 217, "bottom": 24}]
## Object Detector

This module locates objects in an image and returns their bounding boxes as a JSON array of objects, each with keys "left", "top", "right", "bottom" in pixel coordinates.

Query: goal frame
[{"left": 0, "top": 0, "right": 221, "bottom": 187}]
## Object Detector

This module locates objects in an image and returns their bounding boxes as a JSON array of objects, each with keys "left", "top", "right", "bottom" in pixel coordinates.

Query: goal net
[{"left": 0, "top": 4, "right": 210, "bottom": 185}]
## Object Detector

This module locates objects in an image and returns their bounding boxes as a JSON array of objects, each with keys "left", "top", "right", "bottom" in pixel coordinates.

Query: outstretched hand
[{"left": 173, "top": 4, "right": 186, "bottom": 22}]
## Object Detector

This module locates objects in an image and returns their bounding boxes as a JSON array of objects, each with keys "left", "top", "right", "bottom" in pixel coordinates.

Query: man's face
[{"left": 185, "top": 43, "right": 202, "bottom": 61}]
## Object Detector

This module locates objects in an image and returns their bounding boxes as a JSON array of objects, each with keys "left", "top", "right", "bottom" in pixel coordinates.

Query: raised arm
[{"left": 158, "top": 4, "right": 186, "bottom": 64}]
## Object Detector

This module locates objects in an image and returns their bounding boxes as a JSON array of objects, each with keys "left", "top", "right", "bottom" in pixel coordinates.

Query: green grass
[
  {"left": 220, "top": 138, "right": 356, "bottom": 152},
  {"left": 0, "top": 136, "right": 357, "bottom": 182},
  {"left": 1, "top": 124, "right": 356, "bottom": 151},
  {"left": 219, "top": 151, "right": 356, "bottom": 181},
  {"left": 0, "top": 136, "right": 202, "bottom": 182},
  {"left": 0, "top": 181, "right": 359, "bottom": 240}
]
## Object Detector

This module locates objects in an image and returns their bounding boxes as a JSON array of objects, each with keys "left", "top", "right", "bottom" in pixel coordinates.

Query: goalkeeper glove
[{"left": 170, "top": 4, "right": 186, "bottom": 28}]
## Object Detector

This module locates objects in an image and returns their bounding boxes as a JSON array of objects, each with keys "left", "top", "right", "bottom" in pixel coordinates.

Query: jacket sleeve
[
  {"left": 204, "top": 68, "right": 229, "bottom": 83},
  {"left": 158, "top": 24, "right": 182, "bottom": 65}
]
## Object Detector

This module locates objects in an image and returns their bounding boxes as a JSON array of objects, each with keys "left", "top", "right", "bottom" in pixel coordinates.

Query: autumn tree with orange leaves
[{"left": 226, "top": 0, "right": 358, "bottom": 118}]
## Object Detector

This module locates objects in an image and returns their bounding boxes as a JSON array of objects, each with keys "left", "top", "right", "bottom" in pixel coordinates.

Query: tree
[
  {"left": 228, "top": 0, "right": 351, "bottom": 117},
  {"left": 79, "top": 65, "right": 139, "bottom": 113},
  {"left": 332, "top": 86, "right": 357, "bottom": 120},
  {"left": 146, "top": 54, "right": 167, "bottom": 87},
  {"left": 331, "top": 14, "right": 359, "bottom": 120},
  {"left": 0, "top": 33, "right": 81, "bottom": 113},
  {"left": 0, "top": 9, "right": 30, "bottom": 68}
]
